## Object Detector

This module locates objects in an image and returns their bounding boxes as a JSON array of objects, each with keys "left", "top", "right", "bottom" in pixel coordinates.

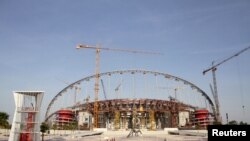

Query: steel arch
[{"left": 45, "top": 69, "right": 216, "bottom": 121}]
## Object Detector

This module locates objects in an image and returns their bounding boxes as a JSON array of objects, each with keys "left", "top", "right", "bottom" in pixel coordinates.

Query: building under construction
[
  {"left": 46, "top": 45, "right": 250, "bottom": 130},
  {"left": 53, "top": 98, "right": 212, "bottom": 130},
  {"left": 45, "top": 69, "right": 216, "bottom": 130}
]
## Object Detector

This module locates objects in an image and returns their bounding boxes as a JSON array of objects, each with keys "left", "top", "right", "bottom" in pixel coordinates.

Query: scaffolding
[
  {"left": 114, "top": 111, "right": 120, "bottom": 130},
  {"left": 48, "top": 98, "right": 212, "bottom": 130},
  {"left": 149, "top": 110, "right": 155, "bottom": 130}
]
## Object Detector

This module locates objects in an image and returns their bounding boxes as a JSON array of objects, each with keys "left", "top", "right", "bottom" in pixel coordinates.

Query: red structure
[
  {"left": 55, "top": 109, "right": 75, "bottom": 128},
  {"left": 19, "top": 112, "right": 34, "bottom": 141},
  {"left": 194, "top": 109, "right": 209, "bottom": 127}
]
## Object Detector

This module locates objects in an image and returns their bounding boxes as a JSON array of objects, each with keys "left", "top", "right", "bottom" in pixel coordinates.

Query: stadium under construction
[
  {"left": 53, "top": 99, "right": 212, "bottom": 130},
  {"left": 45, "top": 70, "right": 217, "bottom": 130}
]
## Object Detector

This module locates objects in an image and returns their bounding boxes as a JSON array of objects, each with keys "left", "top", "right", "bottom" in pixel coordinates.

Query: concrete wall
[{"left": 0, "top": 129, "right": 10, "bottom": 136}]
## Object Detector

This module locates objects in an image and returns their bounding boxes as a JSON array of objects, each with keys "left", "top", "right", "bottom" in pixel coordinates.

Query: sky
[{"left": 0, "top": 0, "right": 250, "bottom": 124}]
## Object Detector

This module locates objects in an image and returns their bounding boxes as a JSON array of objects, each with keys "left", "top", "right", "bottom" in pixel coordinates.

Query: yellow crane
[{"left": 76, "top": 43, "right": 161, "bottom": 128}]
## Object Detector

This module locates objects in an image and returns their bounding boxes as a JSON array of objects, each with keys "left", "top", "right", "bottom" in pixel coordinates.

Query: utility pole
[{"left": 226, "top": 113, "right": 229, "bottom": 124}]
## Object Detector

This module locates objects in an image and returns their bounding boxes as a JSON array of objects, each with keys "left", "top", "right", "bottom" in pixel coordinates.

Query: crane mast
[
  {"left": 94, "top": 47, "right": 100, "bottom": 128},
  {"left": 203, "top": 46, "right": 250, "bottom": 123},
  {"left": 76, "top": 43, "right": 161, "bottom": 128}
]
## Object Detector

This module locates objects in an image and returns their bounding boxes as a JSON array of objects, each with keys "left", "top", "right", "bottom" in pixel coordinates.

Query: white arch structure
[{"left": 45, "top": 69, "right": 216, "bottom": 122}]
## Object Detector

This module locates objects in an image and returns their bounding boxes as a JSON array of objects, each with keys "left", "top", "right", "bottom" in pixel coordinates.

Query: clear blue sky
[{"left": 1, "top": 0, "right": 250, "bottom": 124}]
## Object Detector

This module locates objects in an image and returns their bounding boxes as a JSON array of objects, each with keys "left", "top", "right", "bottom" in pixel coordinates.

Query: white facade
[
  {"left": 78, "top": 112, "right": 92, "bottom": 129},
  {"left": 9, "top": 91, "right": 44, "bottom": 141},
  {"left": 178, "top": 111, "right": 189, "bottom": 127}
]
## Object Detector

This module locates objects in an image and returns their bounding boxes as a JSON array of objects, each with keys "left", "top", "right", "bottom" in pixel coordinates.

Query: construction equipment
[
  {"left": 76, "top": 43, "right": 161, "bottom": 128},
  {"left": 115, "top": 79, "right": 123, "bottom": 99},
  {"left": 149, "top": 109, "right": 155, "bottom": 130},
  {"left": 158, "top": 86, "right": 183, "bottom": 101},
  {"left": 114, "top": 111, "right": 120, "bottom": 129},
  {"left": 101, "top": 79, "right": 107, "bottom": 100},
  {"left": 203, "top": 46, "right": 250, "bottom": 123}
]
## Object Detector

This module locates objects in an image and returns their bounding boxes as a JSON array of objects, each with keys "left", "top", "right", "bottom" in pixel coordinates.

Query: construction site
[
  {"left": 50, "top": 98, "right": 213, "bottom": 130},
  {"left": 1, "top": 1, "right": 250, "bottom": 141},
  {"left": 43, "top": 45, "right": 249, "bottom": 132},
  {"left": 4, "top": 43, "right": 249, "bottom": 141},
  {"left": 42, "top": 43, "right": 217, "bottom": 131}
]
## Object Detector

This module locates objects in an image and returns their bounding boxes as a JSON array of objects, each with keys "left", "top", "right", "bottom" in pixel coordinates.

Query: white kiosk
[{"left": 9, "top": 91, "right": 44, "bottom": 141}]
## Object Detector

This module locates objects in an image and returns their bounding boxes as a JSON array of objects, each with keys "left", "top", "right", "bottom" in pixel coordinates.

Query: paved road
[
  {"left": 44, "top": 131, "right": 207, "bottom": 141},
  {"left": 0, "top": 131, "right": 207, "bottom": 141}
]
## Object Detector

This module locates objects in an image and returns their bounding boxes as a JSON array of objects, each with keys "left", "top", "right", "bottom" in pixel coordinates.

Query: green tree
[
  {"left": 0, "top": 112, "right": 10, "bottom": 129},
  {"left": 70, "top": 121, "right": 78, "bottom": 130},
  {"left": 213, "top": 121, "right": 222, "bottom": 125},
  {"left": 40, "top": 122, "right": 49, "bottom": 141},
  {"left": 239, "top": 121, "right": 248, "bottom": 125},
  {"left": 228, "top": 120, "right": 238, "bottom": 125},
  {"left": 51, "top": 124, "right": 57, "bottom": 135}
]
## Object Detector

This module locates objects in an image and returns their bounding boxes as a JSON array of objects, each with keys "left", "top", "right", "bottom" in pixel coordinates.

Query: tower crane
[
  {"left": 203, "top": 46, "right": 250, "bottom": 123},
  {"left": 76, "top": 43, "right": 162, "bottom": 128}
]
